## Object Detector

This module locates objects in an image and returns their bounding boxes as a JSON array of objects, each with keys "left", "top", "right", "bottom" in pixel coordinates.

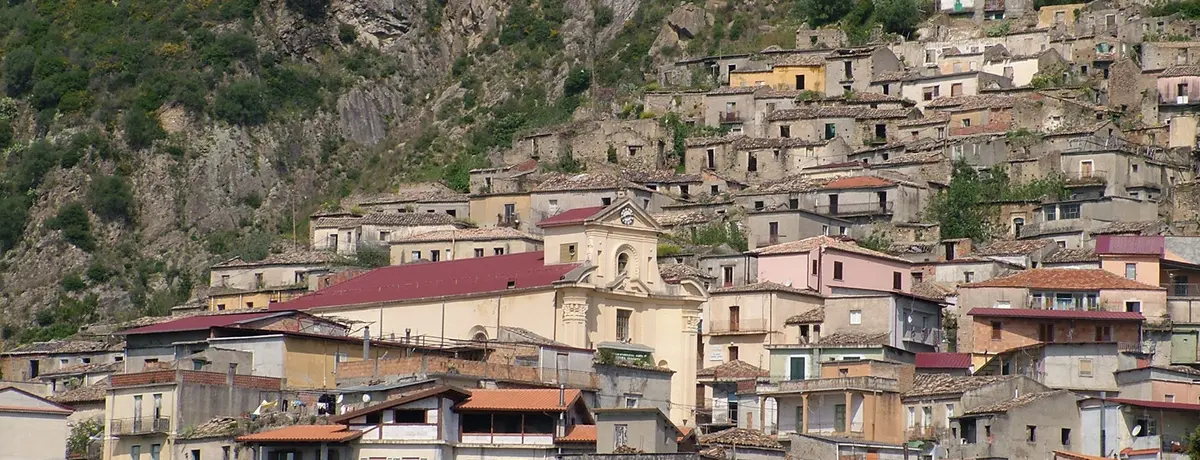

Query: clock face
[{"left": 620, "top": 208, "right": 635, "bottom": 225}]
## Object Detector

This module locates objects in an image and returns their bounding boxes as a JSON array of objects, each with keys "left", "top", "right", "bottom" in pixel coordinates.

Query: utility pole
[{"left": 1099, "top": 391, "right": 1107, "bottom": 457}]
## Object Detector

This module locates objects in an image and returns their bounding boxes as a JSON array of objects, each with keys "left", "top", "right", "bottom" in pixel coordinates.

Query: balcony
[
  {"left": 906, "top": 425, "right": 940, "bottom": 440},
  {"left": 1065, "top": 170, "right": 1108, "bottom": 186},
  {"left": 110, "top": 417, "right": 170, "bottom": 436},
  {"left": 1017, "top": 220, "right": 1085, "bottom": 238},
  {"left": 902, "top": 327, "right": 943, "bottom": 346},
  {"left": 709, "top": 318, "right": 770, "bottom": 335},
  {"left": 814, "top": 201, "right": 894, "bottom": 216},
  {"left": 1132, "top": 434, "right": 1188, "bottom": 454},
  {"left": 767, "top": 376, "right": 899, "bottom": 394},
  {"left": 719, "top": 112, "right": 743, "bottom": 123},
  {"left": 496, "top": 212, "right": 521, "bottom": 228},
  {"left": 757, "top": 235, "right": 783, "bottom": 247}
]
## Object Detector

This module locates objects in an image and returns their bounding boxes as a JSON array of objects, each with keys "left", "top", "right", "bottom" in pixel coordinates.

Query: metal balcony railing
[
  {"left": 1163, "top": 283, "right": 1200, "bottom": 297},
  {"left": 719, "top": 112, "right": 743, "bottom": 123},
  {"left": 814, "top": 201, "right": 894, "bottom": 216},
  {"left": 903, "top": 327, "right": 943, "bottom": 346},
  {"left": 1065, "top": 170, "right": 1108, "bottom": 185},
  {"left": 110, "top": 417, "right": 170, "bottom": 436},
  {"left": 769, "top": 376, "right": 899, "bottom": 393},
  {"left": 496, "top": 212, "right": 521, "bottom": 228},
  {"left": 758, "top": 235, "right": 783, "bottom": 247},
  {"left": 709, "top": 318, "right": 770, "bottom": 334}
]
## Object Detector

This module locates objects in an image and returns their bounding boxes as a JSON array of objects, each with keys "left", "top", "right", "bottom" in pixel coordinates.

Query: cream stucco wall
[
  {"left": 703, "top": 291, "right": 823, "bottom": 370},
  {"left": 209, "top": 263, "right": 323, "bottom": 290},
  {"left": 389, "top": 238, "right": 542, "bottom": 264},
  {"left": 0, "top": 411, "right": 71, "bottom": 460},
  {"left": 104, "top": 385, "right": 176, "bottom": 460},
  {"left": 469, "top": 194, "right": 533, "bottom": 231},
  {"left": 982, "top": 58, "right": 1040, "bottom": 87},
  {"left": 730, "top": 65, "right": 826, "bottom": 92}
]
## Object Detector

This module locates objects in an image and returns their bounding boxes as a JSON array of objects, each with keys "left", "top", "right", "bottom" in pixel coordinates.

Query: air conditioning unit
[{"left": 1178, "top": 95, "right": 1190, "bottom": 104}]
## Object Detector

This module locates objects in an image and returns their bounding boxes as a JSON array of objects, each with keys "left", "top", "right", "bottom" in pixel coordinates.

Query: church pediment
[{"left": 591, "top": 199, "right": 661, "bottom": 231}]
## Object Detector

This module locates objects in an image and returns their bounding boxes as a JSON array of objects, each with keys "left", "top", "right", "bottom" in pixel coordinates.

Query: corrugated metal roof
[
  {"left": 1095, "top": 235, "right": 1164, "bottom": 256},
  {"left": 967, "top": 307, "right": 1144, "bottom": 321},
  {"left": 536, "top": 206, "right": 606, "bottom": 228},
  {"left": 120, "top": 311, "right": 284, "bottom": 335},
  {"left": 914, "top": 352, "right": 972, "bottom": 369}
]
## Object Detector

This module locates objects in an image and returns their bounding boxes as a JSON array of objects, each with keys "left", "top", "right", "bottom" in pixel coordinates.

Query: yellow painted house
[
  {"left": 729, "top": 54, "right": 827, "bottom": 92},
  {"left": 269, "top": 199, "right": 709, "bottom": 423}
]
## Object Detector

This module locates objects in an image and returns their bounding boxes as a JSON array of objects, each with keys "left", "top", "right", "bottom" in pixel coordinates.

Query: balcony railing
[
  {"left": 903, "top": 327, "right": 944, "bottom": 346},
  {"left": 709, "top": 318, "right": 770, "bottom": 334},
  {"left": 496, "top": 213, "right": 521, "bottom": 228},
  {"left": 768, "top": 376, "right": 899, "bottom": 393},
  {"left": 814, "top": 201, "right": 894, "bottom": 216},
  {"left": 1065, "top": 170, "right": 1108, "bottom": 186},
  {"left": 906, "top": 425, "right": 940, "bottom": 440},
  {"left": 110, "top": 417, "right": 170, "bottom": 436},
  {"left": 719, "top": 112, "right": 743, "bottom": 123},
  {"left": 1164, "top": 283, "right": 1200, "bottom": 298},
  {"left": 757, "top": 235, "right": 783, "bottom": 247},
  {"left": 1017, "top": 220, "right": 1085, "bottom": 238}
]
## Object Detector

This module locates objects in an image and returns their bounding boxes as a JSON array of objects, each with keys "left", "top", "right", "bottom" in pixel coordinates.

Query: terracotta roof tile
[
  {"left": 622, "top": 169, "right": 702, "bottom": 184},
  {"left": 967, "top": 307, "right": 1144, "bottom": 321},
  {"left": 753, "top": 236, "right": 911, "bottom": 263},
  {"left": 973, "top": 239, "right": 1054, "bottom": 256},
  {"left": 964, "top": 390, "right": 1069, "bottom": 414},
  {"left": 236, "top": 425, "right": 362, "bottom": 443},
  {"left": 911, "top": 281, "right": 956, "bottom": 300},
  {"left": 914, "top": 353, "right": 972, "bottom": 370},
  {"left": 699, "top": 428, "right": 784, "bottom": 450},
  {"left": 711, "top": 281, "right": 822, "bottom": 297},
  {"left": 652, "top": 211, "right": 716, "bottom": 227},
  {"left": 359, "top": 212, "right": 464, "bottom": 227},
  {"left": 3, "top": 340, "right": 119, "bottom": 355},
  {"left": 1160, "top": 65, "right": 1200, "bottom": 77},
  {"left": 905, "top": 374, "right": 1013, "bottom": 397},
  {"left": 785, "top": 308, "right": 825, "bottom": 324},
  {"left": 36, "top": 361, "right": 121, "bottom": 378},
  {"left": 736, "top": 175, "right": 831, "bottom": 196},
  {"left": 819, "top": 176, "right": 896, "bottom": 190},
  {"left": 816, "top": 331, "right": 891, "bottom": 347},
  {"left": 733, "top": 137, "right": 830, "bottom": 149},
  {"left": 898, "top": 113, "right": 951, "bottom": 127},
  {"left": 1042, "top": 248, "right": 1098, "bottom": 264},
  {"left": 961, "top": 268, "right": 1163, "bottom": 290},
  {"left": 312, "top": 216, "right": 362, "bottom": 228},
  {"left": 392, "top": 227, "right": 541, "bottom": 244},
  {"left": 873, "top": 70, "right": 912, "bottom": 82},
  {"left": 767, "top": 107, "right": 912, "bottom": 121},
  {"left": 272, "top": 252, "right": 581, "bottom": 311},
  {"left": 50, "top": 380, "right": 109, "bottom": 404},
  {"left": 707, "top": 86, "right": 762, "bottom": 95},
  {"left": 533, "top": 172, "right": 648, "bottom": 192},
  {"left": 696, "top": 360, "right": 769, "bottom": 380},
  {"left": 774, "top": 54, "right": 826, "bottom": 66},
  {"left": 557, "top": 424, "right": 598, "bottom": 443},
  {"left": 212, "top": 250, "right": 336, "bottom": 268},
  {"left": 659, "top": 264, "right": 714, "bottom": 283},
  {"left": 456, "top": 388, "right": 583, "bottom": 412},
  {"left": 1054, "top": 450, "right": 1110, "bottom": 460},
  {"left": 1091, "top": 221, "right": 1166, "bottom": 236},
  {"left": 178, "top": 417, "right": 243, "bottom": 440}
]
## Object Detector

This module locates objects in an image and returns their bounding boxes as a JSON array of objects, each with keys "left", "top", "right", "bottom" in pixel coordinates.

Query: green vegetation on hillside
[
  {"left": 926, "top": 161, "right": 1069, "bottom": 242},
  {"left": 1148, "top": 0, "right": 1200, "bottom": 17},
  {"left": 796, "top": 0, "right": 927, "bottom": 41}
]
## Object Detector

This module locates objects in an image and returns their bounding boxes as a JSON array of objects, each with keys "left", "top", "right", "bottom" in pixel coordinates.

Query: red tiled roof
[
  {"left": 915, "top": 352, "right": 972, "bottom": 369},
  {"left": 1095, "top": 235, "right": 1164, "bottom": 256},
  {"left": 557, "top": 424, "right": 598, "bottom": 443},
  {"left": 120, "top": 311, "right": 284, "bottom": 335},
  {"left": 967, "top": 308, "right": 1144, "bottom": 321},
  {"left": 819, "top": 176, "right": 895, "bottom": 190},
  {"left": 236, "top": 425, "right": 363, "bottom": 443},
  {"left": 1055, "top": 450, "right": 1110, "bottom": 460},
  {"left": 960, "top": 269, "right": 1164, "bottom": 291},
  {"left": 456, "top": 388, "right": 583, "bottom": 412},
  {"left": 330, "top": 386, "right": 470, "bottom": 423},
  {"left": 536, "top": 206, "right": 607, "bottom": 228},
  {"left": 1109, "top": 398, "right": 1200, "bottom": 412},
  {"left": 271, "top": 252, "right": 580, "bottom": 311}
]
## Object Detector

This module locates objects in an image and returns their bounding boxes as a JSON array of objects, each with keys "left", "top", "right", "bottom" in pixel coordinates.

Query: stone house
[
  {"left": 795, "top": 26, "right": 847, "bottom": 50},
  {"left": 800, "top": 160, "right": 868, "bottom": 180},
  {"left": 947, "top": 389, "right": 1081, "bottom": 460},
  {"left": 1058, "top": 145, "right": 1190, "bottom": 203},
  {"left": 529, "top": 172, "right": 673, "bottom": 226},
  {"left": 209, "top": 250, "right": 334, "bottom": 291},
  {"left": 1141, "top": 42, "right": 1200, "bottom": 72},
  {"left": 822, "top": 292, "right": 944, "bottom": 352},
  {"left": 982, "top": 49, "right": 1066, "bottom": 87},
  {"left": 766, "top": 334, "right": 917, "bottom": 384},
  {"left": 468, "top": 159, "right": 539, "bottom": 195},
  {"left": 684, "top": 136, "right": 852, "bottom": 183},
  {"left": 695, "top": 360, "right": 769, "bottom": 430},
  {"left": 1156, "top": 65, "right": 1200, "bottom": 122},
  {"left": 867, "top": 151, "right": 953, "bottom": 187},
  {"left": 923, "top": 95, "right": 1019, "bottom": 137},
  {"left": 703, "top": 282, "right": 825, "bottom": 371},
  {"left": 765, "top": 106, "right": 919, "bottom": 148},
  {"left": 746, "top": 207, "right": 853, "bottom": 250},
  {"left": 643, "top": 90, "right": 707, "bottom": 121},
  {"left": 891, "top": 30, "right": 1051, "bottom": 75},
  {"left": 623, "top": 169, "right": 745, "bottom": 201},
  {"left": 729, "top": 54, "right": 827, "bottom": 93},
  {"left": 1019, "top": 196, "right": 1159, "bottom": 248},
  {"left": 813, "top": 175, "right": 926, "bottom": 225},
  {"left": 1114, "top": 365, "right": 1200, "bottom": 403},
  {"left": 896, "top": 114, "right": 950, "bottom": 142},
  {"left": 959, "top": 307, "right": 1149, "bottom": 367},
  {"left": 387, "top": 227, "right": 543, "bottom": 264},
  {"left": 594, "top": 407, "right": 683, "bottom": 453},
  {"left": 901, "top": 374, "right": 1048, "bottom": 445},
  {"left": 704, "top": 86, "right": 760, "bottom": 136},
  {"left": 0, "top": 339, "right": 124, "bottom": 382},
  {"left": 869, "top": 70, "right": 911, "bottom": 98},
  {"left": 698, "top": 247, "right": 759, "bottom": 290},
  {"left": 354, "top": 184, "right": 470, "bottom": 217},
  {"left": 938, "top": 47, "right": 985, "bottom": 75},
  {"left": 900, "top": 71, "right": 1014, "bottom": 110},
  {"left": 973, "top": 342, "right": 1121, "bottom": 394},
  {"left": 822, "top": 47, "right": 903, "bottom": 97},
  {"left": 1036, "top": 3, "right": 1085, "bottom": 34},
  {"left": 508, "top": 119, "right": 668, "bottom": 169}
]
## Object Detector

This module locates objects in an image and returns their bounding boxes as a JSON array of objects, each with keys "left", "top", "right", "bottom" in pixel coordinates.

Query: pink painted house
[{"left": 754, "top": 236, "right": 913, "bottom": 296}]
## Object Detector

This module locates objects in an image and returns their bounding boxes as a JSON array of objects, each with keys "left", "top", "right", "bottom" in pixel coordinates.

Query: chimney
[
  {"left": 363, "top": 326, "right": 371, "bottom": 360},
  {"left": 559, "top": 384, "right": 566, "bottom": 406}
]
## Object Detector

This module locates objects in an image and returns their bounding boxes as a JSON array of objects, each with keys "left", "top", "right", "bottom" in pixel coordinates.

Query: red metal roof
[
  {"left": 120, "top": 311, "right": 284, "bottom": 335},
  {"left": 1108, "top": 397, "right": 1200, "bottom": 412},
  {"left": 915, "top": 352, "right": 972, "bottom": 369},
  {"left": 536, "top": 206, "right": 606, "bottom": 228},
  {"left": 271, "top": 252, "right": 580, "bottom": 311},
  {"left": 967, "top": 308, "right": 1144, "bottom": 321},
  {"left": 1095, "top": 235, "right": 1164, "bottom": 256}
]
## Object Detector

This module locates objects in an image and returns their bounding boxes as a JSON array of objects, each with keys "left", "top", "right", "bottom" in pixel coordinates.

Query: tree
[
  {"left": 213, "top": 80, "right": 270, "bottom": 126},
  {"left": 874, "top": 0, "right": 924, "bottom": 38},
  {"left": 925, "top": 161, "right": 995, "bottom": 242},
  {"left": 123, "top": 109, "right": 165, "bottom": 150},
  {"left": 2, "top": 47, "right": 36, "bottom": 97},
  {"left": 47, "top": 202, "right": 95, "bottom": 252},
  {"left": 796, "top": 0, "right": 853, "bottom": 27},
  {"left": 285, "top": 0, "right": 330, "bottom": 20},
  {"left": 1186, "top": 423, "right": 1200, "bottom": 460},
  {"left": 563, "top": 68, "right": 592, "bottom": 97},
  {"left": 87, "top": 175, "right": 136, "bottom": 222},
  {"left": 67, "top": 418, "right": 103, "bottom": 456}
]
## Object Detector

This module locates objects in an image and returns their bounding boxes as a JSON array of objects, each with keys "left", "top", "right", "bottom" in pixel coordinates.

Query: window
[
  {"left": 616, "top": 309, "right": 632, "bottom": 341},
  {"left": 132, "top": 446, "right": 142, "bottom": 460},
  {"left": 560, "top": 243, "right": 578, "bottom": 262},
  {"left": 601, "top": 197, "right": 612, "bottom": 206},
  {"left": 723, "top": 266, "right": 734, "bottom": 285},
  {"left": 945, "top": 404, "right": 955, "bottom": 427},
  {"left": 908, "top": 407, "right": 917, "bottom": 427},
  {"left": 922, "top": 406, "right": 932, "bottom": 427},
  {"left": 937, "top": 127, "right": 945, "bottom": 139},
  {"left": 951, "top": 83, "right": 963, "bottom": 96},
  {"left": 711, "top": 185, "right": 720, "bottom": 195},
  {"left": 769, "top": 221, "right": 779, "bottom": 238},
  {"left": 60, "top": 358, "right": 69, "bottom": 366},
  {"left": 822, "top": 225, "right": 829, "bottom": 235},
  {"left": 379, "top": 231, "right": 391, "bottom": 241},
  {"left": 961, "top": 118, "right": 971, "bottom": 127},
  {"left": 1060, "top": 204, "right": 1081, "bottom": 219},
  {"left": 411, "top": 251, "right": 421, "bottom": 261},
  {"left": 706, "top": 149, "right": 716, "bottom": 169},
  {"left": 839, "top": 226, "right": 847, "bottom": 235},
  {"left": 747, "top": 152, "right": 758, "bottom": 172},
  {"left": 923, "top": 86, "right": 939, "bottom": 101},
  {"left": 494, "top": 247, "right": 505, "bottom": 255},
  {"left": 811, "top": 260, "right": 818, "bottom": 275},
  {"left": 850, "top": 310, "right": 863, "bottom": 325},
  {"left": 430, "top": 250, "right": 441, "bottom": 262},
  {"left": 1095, "top": 326, "right": 1113, "bottom": 341},
  {"left": 780, "top": 125, "right": 791, "bottom": 138},
  {"left": 824, "top": 123, "right": 837, "bottom": 140},
  {"left": 393, "top": 409, "right": 427, "bottom": 423},
  {"left": 1126, "top": 301, "right": 1142, "bottom": 313},
  {"left": 1061, "top": 428, "right": 1071, "bottom": 445},
  {"left": 624, "top": 394, "right": 640, "bottom": 408},
  {"left": 1013, "top": 217, "right": 1025, "bottom": 236},
  {"left": 1125, "top": 263, "right": 1137, "bottom": 280},
  {"left": 1043, "top": 206, "right": 1057, "bottom": 221},
  {"left": 151, "top": 444, "right": 161, "bottom": 460},
  {"left": 613, "top": 424, "right": 629, "bottom": 448},
  {"left": 788, "top": 356, "right": 806, "bottom": 380},
  {"left": 1166, "top": 394, "right": 1176, "bottom": 402},
  {"left": 893, "top": 272, "right": 902, "bottom": 290},
  {"left": 728, "top": 346, "right": 739, "bottom": 361},
  {"left": 1132, "top": 164, "right": 1140, "bottom": 173},
  {"left": 754, "top": 201, "right": 765, "bottom": 210},
  {"left": 912, "top": 272, "right": 924, "bottom": 283},
  {"left": 991, "top": 321, "right": 1003, "bottom": 340},
  {"left": 964, "top": 271, "right": 975, "bottom": 283},
  {"left": 1027, "top": 426, "right": 1037, "bottom": 442},
  {"left": 1134, "top": 418, "right": 1158, "bottom": 436},
  {"left": 474, "top": 248, "right": 484, "bottom": 257},
  {"left": 924, "top": 49, "right": 936, "bottom": 64},
  {"left": 617, "top": 253, "right": 629, "bottom": 275},
  {"left": 1079, "top": 359, "right": 1094, "bottom": 378},
  {"left": 833, "top": 261, "right": 844, "bottom": 280},
  {"left": 843, "top": 61, "right": 853, "bottom": 78},
  {"left": 788, "top": 198, "right": 799, "bottom": 209},
  {"left": 1039, "top": 323, "right": 1056, "bottom": 342}
]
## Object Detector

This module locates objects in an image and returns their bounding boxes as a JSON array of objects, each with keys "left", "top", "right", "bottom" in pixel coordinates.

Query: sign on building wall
[{"left": 709, "top": 345, "right": 725, "bottom": 362}]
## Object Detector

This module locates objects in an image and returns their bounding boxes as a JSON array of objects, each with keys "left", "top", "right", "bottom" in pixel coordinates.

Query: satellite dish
[
  {"left": 336, "top": 394, "right": 344, "bottom": 404},
  {"left": 907, "top": 315, "right": 913, "bottom": 324},
  {"left": 362, "top": 394, "right": 372, "bottom": 403},
  {"left": 1131, "top": 425, "right": 1142, "bottom": 436}
]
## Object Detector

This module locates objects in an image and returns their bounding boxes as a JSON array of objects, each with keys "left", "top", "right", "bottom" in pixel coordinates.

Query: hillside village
[{"left": 11, "top": 0, "right": 1200, "bottom": 459}]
